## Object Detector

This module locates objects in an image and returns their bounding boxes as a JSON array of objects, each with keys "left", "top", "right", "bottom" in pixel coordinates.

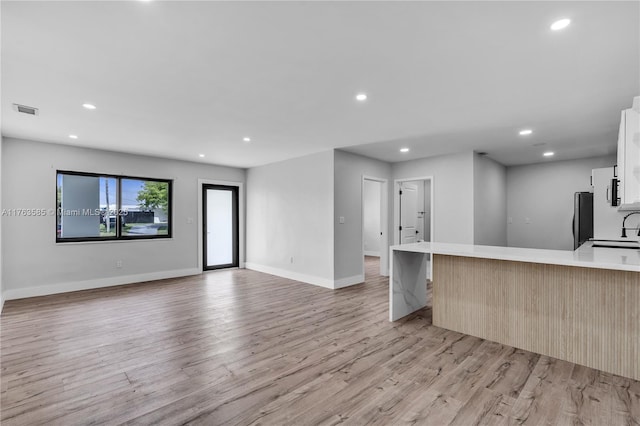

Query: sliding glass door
[{"left": 203, "top": 185, "right": 239, "bottom": 270}]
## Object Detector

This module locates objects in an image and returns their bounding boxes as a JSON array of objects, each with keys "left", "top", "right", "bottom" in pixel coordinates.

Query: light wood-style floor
[{"left": 1, "top": 257, "right": 638, "bottom": 425}]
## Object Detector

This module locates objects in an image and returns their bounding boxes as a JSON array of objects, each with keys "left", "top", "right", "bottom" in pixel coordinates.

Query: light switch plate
[{"left": 339, "top": 216, "right": 345, "bottom": 224}]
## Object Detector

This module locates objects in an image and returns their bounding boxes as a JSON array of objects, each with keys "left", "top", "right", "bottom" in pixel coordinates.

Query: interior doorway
[
  {"left": 203, "top": 184, "right": 239, "bottom": 270},
  {"left": 394, "top": 176, "right": 433, "bottom": 276},
  {"left": 362, "top": 176, "right": 389, "bottom": 277},
  {"left": 363, "top": 180, "right": 382, "bottom": 256},
  {"left": 398, "top": 180, "right": 431, "bottom": 244}
]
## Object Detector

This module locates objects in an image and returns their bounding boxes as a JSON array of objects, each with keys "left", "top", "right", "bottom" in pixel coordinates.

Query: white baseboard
[
  {"left": 364, "top": 251, "right": 380, "bottom": 257},
  {"left": 334, "top": 274, "right": 364, "bottom": 289},
  {"left": 245, "top": 263, "right": 335, "bottom": 289},
  {"left": 3, "top": 268, "right": 201, "bottom": 301},
  {"left": 0, "top": 292, "right": 4, "bottom": 313},
  {"left": 245, "top": 263, "right": 365, "bottom": 290}
]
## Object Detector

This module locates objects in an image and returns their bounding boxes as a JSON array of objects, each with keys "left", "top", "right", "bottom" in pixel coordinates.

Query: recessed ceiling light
[
  {"left": 69, "top": 134, "right": 78, "bottom": 139},
  {"left": 355, "top": 93, "right": 368, "bottom": 102},
  {"left": 400, "top": 148, "right": 409, "bottom": 153},
  {"left": 519, "top": 129, "right": 533, "bottom": 136},
  {"left": 82, "top": 103, "right": 96, "bottom": 110},
  {"left": 243, "top": 137, "right": 251, "bottom": 142},
  {"left": 198, "top": 154, "right": 205, "bottom": 158},
  {"left": 550, "top": 18, "right": 571, "bottom": 31},
  {"left": 543, "top": 151, "right": 555, "bottom": 157}
]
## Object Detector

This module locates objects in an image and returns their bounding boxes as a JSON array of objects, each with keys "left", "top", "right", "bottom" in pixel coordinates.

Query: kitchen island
[{"left": 390, "top": 241, "right": 640, "bottom": 380}]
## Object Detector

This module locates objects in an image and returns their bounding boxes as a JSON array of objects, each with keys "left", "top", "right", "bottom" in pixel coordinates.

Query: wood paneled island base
[{"left": 433, "top": 254, "right": 639, "bottom": 381}]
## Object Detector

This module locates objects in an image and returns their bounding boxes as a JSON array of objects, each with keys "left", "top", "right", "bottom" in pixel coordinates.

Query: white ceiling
[{"left": 2, "top": 1, "right": 638, "bottom": 168}]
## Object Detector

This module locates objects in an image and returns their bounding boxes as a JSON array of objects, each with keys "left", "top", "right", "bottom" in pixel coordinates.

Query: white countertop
[{"left": 391, "top": 241, "right": 640, "bottom": 273}]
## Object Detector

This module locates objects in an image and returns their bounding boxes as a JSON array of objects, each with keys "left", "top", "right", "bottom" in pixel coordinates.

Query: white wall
[
  {"left": 0, "top": 0, "right": 3, "bottom": 311},
  {"left": 0, "top": 137, "right": 3, "bottom": 311},
  {"left": 363, "top": 180, "right": 381, "bottom": 255},
  {"left": 507, "top": 155, "right": 617, "bottom": 250},
  {"left": 334, "top": 150, "right": 391, "bottom": 283},
  {"left": 392, "top": 151, "right": 475, "bottom": 244},
  {"left": 473, "top": 154, "right": 507, "bottom": 246},
  {"left": 246, "top": 151, "right": 335, "bottom": 288},
  {"left": 591, "top": 167, "right": 633, "bottom": 241},
  {"left": 1, "top": 138, "right": 245, "bottom": 299}
]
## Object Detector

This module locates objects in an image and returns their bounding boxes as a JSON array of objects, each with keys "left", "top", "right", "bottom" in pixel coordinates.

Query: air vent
[{"left": 13, "top": 103, "right": 39, "bottom": 116}]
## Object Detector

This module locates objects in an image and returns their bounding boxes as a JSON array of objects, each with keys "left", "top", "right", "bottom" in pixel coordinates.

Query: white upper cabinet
[{"left": 617, "top": 96, "right": 640, "bottom": 210}]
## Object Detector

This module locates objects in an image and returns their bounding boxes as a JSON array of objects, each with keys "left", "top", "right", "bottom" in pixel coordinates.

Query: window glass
[
  {"left": 56, "top": 172, "right": 171, "bottom": 242},
  {"left": 121, "top": 179, "right": 170, "bottom": 237}
]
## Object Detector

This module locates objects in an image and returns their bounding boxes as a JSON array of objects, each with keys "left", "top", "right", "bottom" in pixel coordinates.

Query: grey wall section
[
  {"left": 473, "top": 154, "right": 507, "bottom": 246},
  {"left": 363, "top": 180, "right": 381, "bottom": 255},
  {"left": 246, "top": 151, "right": 335, "bottom": 285},
  {"left": 1, "top": 138, "right": 245, "bottom": 298},
  {"left": 506, "top": 155, "right": 616, "bottom": 250},
  {"left": 424, "top": 180, "right": 431, "bottom": 242},
  {"left": 334, "top": 150, "right": 391, "bottom": 282},
  {"left": 392, "top": 151, "right": 475, "bottom": 244}
]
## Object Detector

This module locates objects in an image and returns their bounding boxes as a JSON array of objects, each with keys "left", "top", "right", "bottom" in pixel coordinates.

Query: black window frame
[
  {"left": 202, "top": 184, "right": 239, "bottom": 270},
  {"left": 56, "top": 170, "right": 173, "bottom": 243}
]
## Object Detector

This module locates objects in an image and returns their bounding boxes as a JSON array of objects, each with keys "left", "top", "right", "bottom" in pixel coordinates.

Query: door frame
[
  {"left": 361, "top": 175, "right": 389, "bottom": 277},
  {"left": 197, "top": 179, "right": 245, "bottom": 272},
  {"left": 202, "top": 184, "right": 239, "bottom": 270}
]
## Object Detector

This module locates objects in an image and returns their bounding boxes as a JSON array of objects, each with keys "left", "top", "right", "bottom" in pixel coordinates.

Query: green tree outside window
[{"left": 136, "top": 181, "right": 169, "bottom": 213}]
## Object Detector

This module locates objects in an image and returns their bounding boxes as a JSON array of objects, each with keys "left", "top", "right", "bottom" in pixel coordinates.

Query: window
[{"left": 56, "top": 171, "right": 172, "bottom": 242}]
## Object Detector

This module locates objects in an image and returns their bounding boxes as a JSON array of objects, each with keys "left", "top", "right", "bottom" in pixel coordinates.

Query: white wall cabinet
[{"left": 617, "top": 96, "right": 640, "bottom": 210}]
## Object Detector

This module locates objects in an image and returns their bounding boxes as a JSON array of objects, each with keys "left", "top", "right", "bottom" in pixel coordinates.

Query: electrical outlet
[
  {"left": 186, "top": 217, "right": 194, "bottom": 224},
  {"left": 116, "top": 260, "right": 123, "bottom": 268}
]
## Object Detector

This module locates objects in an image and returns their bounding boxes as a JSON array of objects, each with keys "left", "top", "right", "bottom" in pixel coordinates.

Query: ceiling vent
[{"left": 13, "top": 103, "right": 39, "bottom": 116}]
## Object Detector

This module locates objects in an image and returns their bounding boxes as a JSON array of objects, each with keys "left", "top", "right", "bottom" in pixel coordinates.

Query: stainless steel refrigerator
[{"left": 573, "top": 192, "right": 593, "bottom": 249}]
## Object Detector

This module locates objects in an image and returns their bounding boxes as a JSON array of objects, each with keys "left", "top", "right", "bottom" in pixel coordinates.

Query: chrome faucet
[{"left": 621, "top": 211, "right": 640, "bottom": 238}]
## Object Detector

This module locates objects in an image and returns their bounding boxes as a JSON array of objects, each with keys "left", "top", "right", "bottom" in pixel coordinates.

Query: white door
[{"left": 400, "top": 183, "right": 419, "bottom": 244}]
